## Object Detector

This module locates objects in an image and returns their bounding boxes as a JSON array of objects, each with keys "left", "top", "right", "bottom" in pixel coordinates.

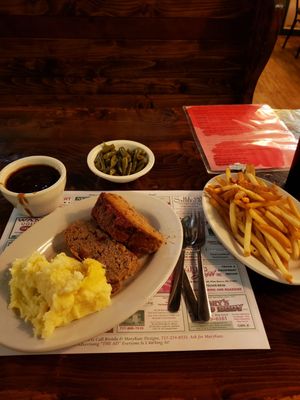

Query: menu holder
[{"left": 184, "top": 104, "right": 298, "bottom": 174}]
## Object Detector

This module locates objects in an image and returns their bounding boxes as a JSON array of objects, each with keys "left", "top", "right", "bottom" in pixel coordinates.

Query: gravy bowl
[{"left": 0, "top": 155, "right": 66, "bottom": 217}]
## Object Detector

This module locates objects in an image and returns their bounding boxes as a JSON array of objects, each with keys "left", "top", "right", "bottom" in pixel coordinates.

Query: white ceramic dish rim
[
  {"left": 0, "top": 155, "right": 66, "bottom": 198},
  {"left": 87, "top": 140, "right": 155, "bottom": 182},
  {"left": 202, "top": 174, "right": 300, "bottom": 285},
  {"left": 0, "top": 191, "right": 182, "bottom": 353}
]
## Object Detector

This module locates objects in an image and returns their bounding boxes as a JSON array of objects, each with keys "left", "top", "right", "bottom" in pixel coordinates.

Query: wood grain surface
[
  {"left": 254, "top": 36, "right": 300, "bottom": 109},
  {"left": 0, "top": 103, "right": 299, "bottom": 400},
  {"left": 1, "top": 1, "right": 299, "bottom": 400},
  {"left": 0, "top": 0, "right": 282, "bottom": 106}
]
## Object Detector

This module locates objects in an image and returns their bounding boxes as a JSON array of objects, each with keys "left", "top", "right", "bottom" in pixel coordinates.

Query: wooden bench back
[{"left": 0, "top": 0, "right": 283, "bottom": 108}]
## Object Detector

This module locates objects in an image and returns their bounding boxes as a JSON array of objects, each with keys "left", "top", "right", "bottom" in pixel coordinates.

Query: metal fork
[
  {"left": 168, "top": 216, "right": 189, "bottom": 312},
  {"left": 168, "top": 216, "right": 199, "bottom": 318},
  {"left": 189, "top": 211, "right": 211, "bottom": 321}
]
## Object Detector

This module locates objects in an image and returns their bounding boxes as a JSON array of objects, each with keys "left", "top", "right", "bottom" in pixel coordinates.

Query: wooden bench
[{"left": 0, "top": 0, "right": 283, "bottom": 109}]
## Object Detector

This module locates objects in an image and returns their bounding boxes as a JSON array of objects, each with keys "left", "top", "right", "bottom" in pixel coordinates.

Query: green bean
[
  {"left": 119, "top": 147, "right": 127, "bottom": 158},
  {"left": 94, "top": 143, "right": 149, "bottom": 176},
  {"left": 101, "top": 143, "right": 115, "bottom": 154},
  {"left": 110, "top": 154, "right": 118, "bottom": 168},
  {"left": 127, "top": 161, "right": 132, "bottom": 175},
  {"left": 122, "top": 157, "right": 128, "bottom": 175},
  {"left": 132, "top": 158, "right": 137, "bottom": 173},
  {"left": 103, "top": 150, "right": 116, "bottom": 160},
  {"left": 94, "top": 152, "right": 106, "bottom": 172},
  {"left": 135, "top": 160, "right": 147, "bottom": 173},
  {"left": 117, "top": 160, "right": 123, "bottom": 175},
  {"left": 136, "top": 149, "right": 146, "bottom": 161}
]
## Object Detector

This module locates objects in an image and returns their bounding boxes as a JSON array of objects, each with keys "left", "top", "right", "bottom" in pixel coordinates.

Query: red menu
[{"left": 184, "top": 104, "right": 297, "bottom": 173}]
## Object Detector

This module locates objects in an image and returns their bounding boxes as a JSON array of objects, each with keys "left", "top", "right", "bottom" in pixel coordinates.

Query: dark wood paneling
[
  {"left": 0, "top": 0, "right": 252, "bottom": 17},
  {"left": 0, "top": 0, "right": 282, "bottom": 107},
  {"left": 0, "top": 39, "right": 244, "bottom": 59},
  {"left": 0, "top": 16, "right": 251, "bottom": 39},
  {"left": 0, "top": 94, "right": 244, "bottom": 109}
]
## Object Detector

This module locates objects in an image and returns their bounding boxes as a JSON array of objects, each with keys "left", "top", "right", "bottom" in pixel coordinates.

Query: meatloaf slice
[
  {"left": 64, "top": 219, "right": 140, "bottom": 294},
  {"left": 91, "top": 192, "right": 164, "bottom": 256}
]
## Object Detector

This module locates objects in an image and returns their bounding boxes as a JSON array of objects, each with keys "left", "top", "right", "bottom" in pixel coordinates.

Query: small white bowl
[
  {"left": 0, "top": 155, "right": 66, "bottom": 217},
  {"left": 87, "top": 140, "right": 155, "bottom": 183}
]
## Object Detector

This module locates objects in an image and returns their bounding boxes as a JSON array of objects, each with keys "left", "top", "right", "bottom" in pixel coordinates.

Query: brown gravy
[{"left": 5, "top": 164, "right": 60, "bottom": 193}]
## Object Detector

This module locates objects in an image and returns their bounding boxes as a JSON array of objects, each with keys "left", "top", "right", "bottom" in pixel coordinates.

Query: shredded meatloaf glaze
[
  {"left": 64, "top": 220, "right": 140, "bottom": 294},
  {"left": 91, "top": 192, "right": 164, "bottom": 256}
]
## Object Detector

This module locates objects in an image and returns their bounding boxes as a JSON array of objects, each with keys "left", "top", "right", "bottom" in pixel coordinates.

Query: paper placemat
[{"left": 0, "top": 190, "right": 270, "bottom": 355}]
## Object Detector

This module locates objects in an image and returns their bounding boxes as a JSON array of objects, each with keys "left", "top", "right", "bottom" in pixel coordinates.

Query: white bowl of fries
[{"left": 202, "top": 166, "right": 300, "bottom": 285}]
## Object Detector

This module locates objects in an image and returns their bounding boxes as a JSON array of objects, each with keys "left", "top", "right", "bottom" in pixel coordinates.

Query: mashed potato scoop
[{"left": 9, "top": 252, "right": 112, "bottom": 339}]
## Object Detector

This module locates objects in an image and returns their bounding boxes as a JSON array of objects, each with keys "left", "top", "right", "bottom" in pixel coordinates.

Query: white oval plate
[
  {"left": 0, "top": 192, "right": 183, "bottom": 352},
  {"left": 202, "top": 175, "right": 300, "bottom": 285}
]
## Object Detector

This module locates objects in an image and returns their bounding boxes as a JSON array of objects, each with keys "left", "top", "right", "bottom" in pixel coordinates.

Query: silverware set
[{"left": 168, "top": 210, "right": 211, "bottom": 321}]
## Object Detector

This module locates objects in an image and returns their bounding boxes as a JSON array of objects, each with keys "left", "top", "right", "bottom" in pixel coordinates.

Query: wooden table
[{"left": 0, "top": 105, "right": 300, "bottom": 400}]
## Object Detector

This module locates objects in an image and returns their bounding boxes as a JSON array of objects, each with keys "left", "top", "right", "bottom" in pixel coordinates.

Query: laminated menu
[{"left": 184, "top": 104, "right": 298, "bottom": 173}]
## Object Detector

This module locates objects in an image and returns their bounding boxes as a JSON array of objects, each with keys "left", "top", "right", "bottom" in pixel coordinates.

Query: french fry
[
  {"left": 285, "top": 220, "right": 300, "bottom": 240},
  {"left": 256, "top": 177, "right": 268, "bottom": 187},
  {"left": 245, "top": 199, "right": 284, "bottom": 208},
  {"left": 245, "top": 164, "right": 256, "bottom": 175},
  {"left": 291, "top": 238, "right": 300, "bottom": 259},
  {"left": 249, "top": 208, "right": 268, "bottom": 225},
  {"left": 233, "top": 199, "right": 248, "bottom": 209},
  {"left": 265, "top": 240, "right": 293, "bottom": 283},
  {"left": 245, "top": 172, "right": 259, "bottom": 185},
  {"left": 237, "top": 220, "right": 275, "bottom": 266},
  {"left": 229, "top": 201, "right": 238, "bottom": 236},
  {"left": 225, "top": 167, "right": 231, "bottom": 183},
  {"left": 218, "top": 184, "right": 239, "bottom": 193},
  {"left": 209, "top": 197, "right": 230, "bottom": 228},
  {"left": 215, "top": 177, "right": 227, "bottom": 186},
  {"left": 246, "top": 183, "right": 280, "bottom": 196},
  {"left": 258, "top": 191, "right": 282, "bottom": 201},
  {"left": 222, "top": 188, "right": 239, "bottom": 202},
  {"left": 287, "top": 196, "right": 300, "bottom": 219},
  {"left": 244, "top": 210, "right": 252, "bottom": 257},
  {"left": 234, "top": 190, "right": 247, "bottom": 201},
  {"left": 204, "top": 164, "right": 300, "bottom": 283},
  {"left": 249, "top": 231, "right": 276, "bottom": 267},
  {"left": 241, "top": 197, "right": 250, "bottom": 204},
  {"left": 257, "top": 224, "right": 292, "bottom": 252},
  {"left": 253, "top": 224, "right": 267, "bottom": 245},
  {"left": 253, "top": 222, "right": 290, "bottom": 262},
  {"left": 237, "top": 171, "right": 246, "bottom": 184},
  {"left": 233, "top": 229, "right": 260, "bottom": 258},
  {"left": 269, "top": 205, "right": 300, "bottom": 228},
  {"left": 264, "top": 210, "right": 289, "bottom": 233},
  {"left": 236, "top": 185, "right": 265, "bottom": 202},
  {"left": 205, "top": 186, "right": 230, "bottom": 210}
]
